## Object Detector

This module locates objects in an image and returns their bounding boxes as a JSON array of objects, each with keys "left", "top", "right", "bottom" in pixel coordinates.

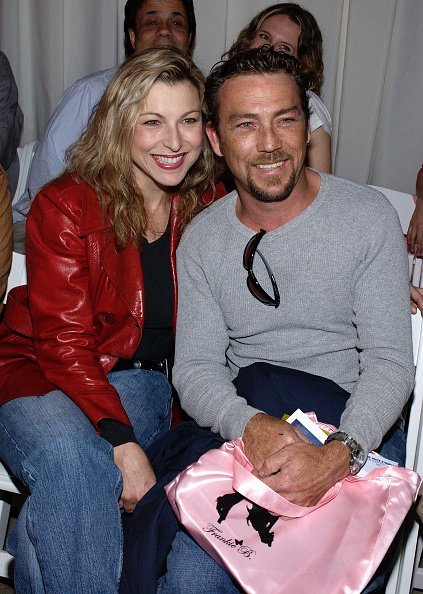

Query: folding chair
[
  {"left": 0, "top": 140, "right": 31, "bottom": 579},
  {"left": 0, "top": 251, "right": 27, "bottom": 578},
  {"left": 369, "top": 186, "right": 423, "bottom": 593}
]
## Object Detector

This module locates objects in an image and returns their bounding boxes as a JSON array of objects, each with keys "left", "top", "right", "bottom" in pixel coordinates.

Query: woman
[
  {"left": 225, "top": 3, "right": 332, "bottom": 173},
  {"left": 0, "top": 48, "right": 217, "bottom": 594}
]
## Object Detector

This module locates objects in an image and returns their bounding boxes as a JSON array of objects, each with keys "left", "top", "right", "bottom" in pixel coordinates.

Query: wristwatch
[{"left": 325, "top": 431, "right": 367, "bottom": 475}]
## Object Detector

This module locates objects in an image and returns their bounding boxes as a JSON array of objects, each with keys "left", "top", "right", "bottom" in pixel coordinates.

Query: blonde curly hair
[{"left": 66, "top": 48, "right": 218, "bottom": 248}]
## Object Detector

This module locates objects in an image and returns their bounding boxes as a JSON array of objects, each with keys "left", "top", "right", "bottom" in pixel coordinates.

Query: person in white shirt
[
  {"left": 13, "top": 0, "right": 196, "bottom": 223},
  {"left": 224, "top": 2, "right": 332, "bottom": 174}
]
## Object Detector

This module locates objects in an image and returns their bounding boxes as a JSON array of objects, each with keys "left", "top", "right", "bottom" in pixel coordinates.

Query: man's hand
[
  {"left": 242, "top": 413, "right": 310, "bottom": 470},
  {"left": 258, "top": 440, "right": 351, "bottom": 506},
  {"left": 410, "top": 283, "right": 423, "bottom": 315},
  {"left": 113, "top": 442, "right": 156, "bottom": 513}
]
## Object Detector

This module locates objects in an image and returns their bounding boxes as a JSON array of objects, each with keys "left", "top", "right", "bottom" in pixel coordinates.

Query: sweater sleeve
[
  {"left": 338, "top": 200, "right": 415, "bottom": 454},
  {"left": 173, "top": 238, "right": 260, "bottom": 440}
]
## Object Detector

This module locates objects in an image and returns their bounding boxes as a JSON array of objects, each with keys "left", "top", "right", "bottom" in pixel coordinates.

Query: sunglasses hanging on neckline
[{"left": 242, "top": 229, "right": 280, "bottom": 308}]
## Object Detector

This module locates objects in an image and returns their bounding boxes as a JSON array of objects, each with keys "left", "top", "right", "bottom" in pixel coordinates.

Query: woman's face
[
  {"left": 131, "top": 80, "right": 203, "bottom": 194},
  {"left": 250, "top": 14, "right": 300, "bottom": 57}
]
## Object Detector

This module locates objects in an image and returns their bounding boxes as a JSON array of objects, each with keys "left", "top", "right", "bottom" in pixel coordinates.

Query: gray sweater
[{"left": 174, "top": 173, "right": 415, "bottom": 455}]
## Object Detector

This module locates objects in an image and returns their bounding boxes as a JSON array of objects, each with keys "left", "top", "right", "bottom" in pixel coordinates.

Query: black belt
[{"left": 112, "top": 358, "right": 169, "bottom": 377}]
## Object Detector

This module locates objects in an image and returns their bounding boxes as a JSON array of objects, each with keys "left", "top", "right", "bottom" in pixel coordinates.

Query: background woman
[
  {"left": 0, "top": 47, "right": 216, "bottom": 594},
  {"left": 225, "top": 2, "right": 332, "bottom": 173}
]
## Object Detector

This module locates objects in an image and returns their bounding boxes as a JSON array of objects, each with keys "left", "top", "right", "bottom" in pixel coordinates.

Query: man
[
  {"left": 0, "top": 166, "right": 12, "bottom": 305},
  {"left": 161, "top": 48, "right": 414, "bottom": 592},
  {"left": 0, "top": 51, "right": 23, "bottom": 197},
  {"left": 12, "top": 0, "right": 195, "bottom": 222}
]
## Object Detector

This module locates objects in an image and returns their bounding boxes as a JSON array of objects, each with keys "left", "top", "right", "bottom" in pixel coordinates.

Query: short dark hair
[
  {"left": 124, "top": 0, "right": 197, "bottom": 57},
  {"left": 205, "top": 47, "right": 311, "bottom": 132}
]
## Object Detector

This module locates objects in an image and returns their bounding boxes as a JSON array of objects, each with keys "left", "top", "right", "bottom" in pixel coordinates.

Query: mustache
[{"left": 249, "top": 152, "right": 293, "bottom": 166}]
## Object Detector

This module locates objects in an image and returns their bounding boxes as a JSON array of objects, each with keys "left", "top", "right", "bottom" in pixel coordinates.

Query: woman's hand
[
  {"left": 113, "top": 442, "right": 156, "bottom": 513},
  {"left": 410, "top": 283, "right": 423, "bottom": 315},
  {"left": 407, "top": 199, "right": 423, "bottom": 257},
  {"left": 407, "top": 169, "right": 423, "bottom": 256}
]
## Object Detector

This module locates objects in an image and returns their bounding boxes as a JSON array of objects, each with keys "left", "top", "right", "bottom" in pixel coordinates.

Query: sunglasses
[{"left": 243, "top": 229, "right": 280, "bottom": 308}]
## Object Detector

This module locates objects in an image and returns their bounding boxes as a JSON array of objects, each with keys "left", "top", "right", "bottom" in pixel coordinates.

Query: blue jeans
[
  {"left": 158, "top": 425, "right": 406, "bottom": 594},
  {"left": 0, "top": 369, "right": 171, "bottom": 594}
]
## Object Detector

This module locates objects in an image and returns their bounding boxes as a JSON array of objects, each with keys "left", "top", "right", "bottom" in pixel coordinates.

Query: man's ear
[
  {"left": 205, "top": 122, "right": 224, "bottom": 157},
  {"left": 129, "top": 29, "right": 136, "bottom": 50}
]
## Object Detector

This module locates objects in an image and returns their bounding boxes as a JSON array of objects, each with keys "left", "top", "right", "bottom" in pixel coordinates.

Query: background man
[
  {"left": 161, "top": 48, "right": 414, "bottom": 592},
  {"left": 0, "top": 50, "right": 23, "bottom": 197},
  {"left": 13, "top": 0, "right": 196, "bottom": 223},
  {"left": 0, "top": 166, "right": 12, "bottom": 306}
]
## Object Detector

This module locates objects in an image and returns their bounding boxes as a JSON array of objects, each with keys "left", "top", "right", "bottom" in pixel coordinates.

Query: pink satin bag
[{"left": 165, "top": 438, "right": 421, "bottom": 594}]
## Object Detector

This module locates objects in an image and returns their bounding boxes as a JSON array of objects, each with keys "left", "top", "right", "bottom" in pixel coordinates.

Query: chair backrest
[
  {"left": 0, "top": 250, "right": 26, "bottom": 580},
  {"left": 370, "top": 185, "right": 423, "bottom": 289},
  {"left": 12, "top": 140, "right": 37, "bottom": 206},
  {"left": 407, "top": 311, "right": 423, "bottom": 469},
  {"left": 370, "top": 185, "right": 415, "bottom": 233},
  {"left": 0, "top": 254, "right": 26, "bottom": 578},
  {"left": 5, "top": 251, "right": 27, "bottom": 298},
  {"left": 385, "top": 308, "right": 423, "bottom": 594}
]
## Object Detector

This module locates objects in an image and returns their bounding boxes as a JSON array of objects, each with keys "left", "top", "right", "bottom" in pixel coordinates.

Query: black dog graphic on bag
[{"left": 216, "top": 492, "right": 279, "bottom": 547}]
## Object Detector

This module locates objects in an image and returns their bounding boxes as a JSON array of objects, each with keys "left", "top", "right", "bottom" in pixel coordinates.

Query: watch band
[{"left": 325, "top": 431, "right": 367, "bottom": 475}]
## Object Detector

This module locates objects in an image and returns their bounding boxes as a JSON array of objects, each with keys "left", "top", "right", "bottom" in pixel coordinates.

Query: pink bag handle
[{"left": 232, "top": 451, "right": 343, "bottom": 518}]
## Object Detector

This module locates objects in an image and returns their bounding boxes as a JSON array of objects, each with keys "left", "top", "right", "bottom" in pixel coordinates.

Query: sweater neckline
[{"left": 227, "top": 170, "right": 328, "bottom": 238}]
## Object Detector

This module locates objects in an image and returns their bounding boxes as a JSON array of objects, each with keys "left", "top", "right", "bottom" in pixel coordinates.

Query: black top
[
  {"left": 100, "top": 217, "right": 174, "bottom": 447},
  {"left": 133, "top": 216, "right": 174, "bottom": 361}
]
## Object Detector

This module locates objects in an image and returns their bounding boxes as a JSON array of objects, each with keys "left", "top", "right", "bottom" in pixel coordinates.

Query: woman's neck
[{"left": 143, "top": 193, "right": 172, "bottom": 243}]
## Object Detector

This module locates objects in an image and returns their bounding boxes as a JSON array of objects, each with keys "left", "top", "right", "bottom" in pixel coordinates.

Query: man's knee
[{"left": 159, "top": 531, "right": 240, "bottom": 594}]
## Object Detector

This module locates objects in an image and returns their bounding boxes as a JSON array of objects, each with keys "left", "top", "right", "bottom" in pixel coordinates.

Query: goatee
[{"left": 246, "top": 156, "right": 297, "bottom": 203}]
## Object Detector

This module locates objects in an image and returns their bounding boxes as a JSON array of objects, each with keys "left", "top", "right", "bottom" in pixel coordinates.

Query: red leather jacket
[{"left": 0, "top": 175, "right": 181, "bottom": 429}]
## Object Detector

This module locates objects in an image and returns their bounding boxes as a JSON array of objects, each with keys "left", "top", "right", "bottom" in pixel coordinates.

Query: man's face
[
  {"left": 206, "top": 73, "right": 309, "bottom": 204},
  {"left": 129, "top": 0, "right": 191, "bottom": 54}
]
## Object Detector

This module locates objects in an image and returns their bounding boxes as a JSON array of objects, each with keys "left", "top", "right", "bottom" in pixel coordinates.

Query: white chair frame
[
  {"left": 0, "top": 140, "right": 34, "bottom": 579},
  {"left": 0, "top": 251, "right": 27, "bottom": 579},
  {"left": 370, "top": 186, "right": 423, "bottom": 594},
  {"left": 0, "top": 462, "right": 20, "bottom": 578}
]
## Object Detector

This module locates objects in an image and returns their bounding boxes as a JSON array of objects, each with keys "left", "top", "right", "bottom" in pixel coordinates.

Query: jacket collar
[
  {"left": 76, "top": 180, "right": 180, "bottom": 325},
  {"left": 78, "top": 182, "right": 111, "bottom": 237}
]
